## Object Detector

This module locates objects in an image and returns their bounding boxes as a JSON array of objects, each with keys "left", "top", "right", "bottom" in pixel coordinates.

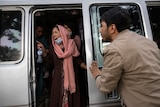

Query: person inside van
[
  {"left": 64, "top": 22, "right": 86, "bottom": 69},
  {"left": 89, "top": 7, "right": 160, "bottom": 107},
  {"left": 35, "top": 25, "right": 49, "bottom": 97},
  {"left": 48, "top": 25, "right": 84, "bottom": 107},
  {"left": 64, "top": 22, "right": 88, "bottom": 106},
  {"left": 64, "top": 22, "right": 81, "bottom": 51},
  {"left": 36, "top": 25, "right": 49, "bottom": 56}
]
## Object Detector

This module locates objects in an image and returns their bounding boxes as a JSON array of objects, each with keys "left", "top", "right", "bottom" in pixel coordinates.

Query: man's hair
[{"left": 101, "top": 7, "right": 131, "bottom": 32}]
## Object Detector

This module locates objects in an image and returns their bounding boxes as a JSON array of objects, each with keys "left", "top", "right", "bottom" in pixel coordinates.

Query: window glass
[
  {"left": 90, "top": 4, "right": 144, "bottom": 99},
  {"left": 90, "top": 4, "right": 144, "bottom": 67},
  {"left": 147, "top": 6, "right": 160, "bottom": 49},
  {"left": 0, "top": 10, "right": 22, "bottom": 62}
]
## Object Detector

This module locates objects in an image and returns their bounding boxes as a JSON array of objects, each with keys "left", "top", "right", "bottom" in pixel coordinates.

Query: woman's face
[{"left": 52, "top": 26, "right": 61, "bottom": 40}]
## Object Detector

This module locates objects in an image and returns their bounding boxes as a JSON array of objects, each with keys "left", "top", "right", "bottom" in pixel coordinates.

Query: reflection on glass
[
  {"left": 0, "top": 11, "right": 21, "bottom": 62},
  {"left": 147, "top": 6, "right": 160, "bottom": 49}
]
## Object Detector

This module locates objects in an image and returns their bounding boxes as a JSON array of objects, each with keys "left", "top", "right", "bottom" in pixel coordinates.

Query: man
[
  {"left": 35, "top": 25, "right": 49, "bottom": 56},
  {"left": 89, "top": 7, "right": 160, "bottom": 107},
  {"left": 35, "top": 25, "right": 49, "bottom": 97}
]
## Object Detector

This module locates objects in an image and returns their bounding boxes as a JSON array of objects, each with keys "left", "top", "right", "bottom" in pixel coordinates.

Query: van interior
[
  {"left": 33, "top": 7, "right": 89, "bottom": 107},
  {"left": 33, "top": 5, "right": 160, "bottom": 107}
]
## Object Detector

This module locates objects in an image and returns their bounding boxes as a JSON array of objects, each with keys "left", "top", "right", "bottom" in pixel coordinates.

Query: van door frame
[
  {"left": 82, "top": 0, "right": 153, "bottom": 107},
  {"left": 30, "top": 4, "right": 88, "bottom": 106}
]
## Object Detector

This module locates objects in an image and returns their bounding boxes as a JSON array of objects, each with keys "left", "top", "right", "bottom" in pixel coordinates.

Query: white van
[{"left": 0, "top": 0, "right": 159, "bottom": 107}]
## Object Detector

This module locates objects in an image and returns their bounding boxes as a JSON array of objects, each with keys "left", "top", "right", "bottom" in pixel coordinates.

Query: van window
[
  {"left": 0, "top": 10, "right": 22, "bottom": 62},
  {"left": 90, "top": 3, "right": 144, "bottom": 99},
  {"left": 90, "top": 3, "right": 144, "bottom": 67},
  {"left": 147, "top": 5, "right": 160, "bottom": 49}
]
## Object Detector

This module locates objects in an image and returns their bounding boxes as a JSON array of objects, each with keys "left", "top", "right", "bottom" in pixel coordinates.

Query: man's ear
[{"left": 109, "top": 24, "right": 117, "bottom": 34}]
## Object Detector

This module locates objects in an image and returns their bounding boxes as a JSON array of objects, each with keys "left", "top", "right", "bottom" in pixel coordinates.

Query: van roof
[
  {"left": 0, "top": 0, "right": 83, "bottom": 5},
  {"left": 0, "top": 0, "right": 159, "bottom": 6}
]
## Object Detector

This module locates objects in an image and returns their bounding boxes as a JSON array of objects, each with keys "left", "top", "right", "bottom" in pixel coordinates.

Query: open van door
[{"left": 82, "top": 0, "right": 152, "bottom": 107}]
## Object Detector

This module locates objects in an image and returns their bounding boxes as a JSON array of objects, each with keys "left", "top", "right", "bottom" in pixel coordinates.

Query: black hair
[
  {"left": 35, "top": 25, "right": 44, "bottom": 29},
  {"left": 64, "top": 22, "right": 79, "bottom": 39},
  {"left": 101, "top": 7, "right": 131, "bottom": 32}
]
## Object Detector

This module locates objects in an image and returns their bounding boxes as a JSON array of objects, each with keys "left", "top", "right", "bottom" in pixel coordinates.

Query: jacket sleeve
[{"left": 96, "top": 48, "right": 123, "bottom": 93}]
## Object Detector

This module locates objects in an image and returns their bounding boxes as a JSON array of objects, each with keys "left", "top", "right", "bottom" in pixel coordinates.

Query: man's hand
[
  {"left": 36, "top": 41, "right": 48, "bottom": 57},
  {"left": 89, "top": 61, "right": 101, "bottom": 79}
]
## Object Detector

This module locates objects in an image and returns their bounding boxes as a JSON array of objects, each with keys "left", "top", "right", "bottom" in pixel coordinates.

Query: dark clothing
[
  {"left": 36, "top": 36, "right": 49, "bottom": 49},
  {"left": 36, "top": 36, "right": 49, "bottom": 97},
  {"left": 48, "top": 46, "right": 81, "bottom": 107},
  {"left": 36, "top": 63, "right": 44, "bottom": 96}
]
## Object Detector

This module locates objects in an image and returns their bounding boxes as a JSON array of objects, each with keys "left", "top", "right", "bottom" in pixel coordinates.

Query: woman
[
  {"left": 64, "top": 22, "right": 81, "bottom": 51},
  {"left": 48, "top": 25, "right": 82, "bottom": 107}
]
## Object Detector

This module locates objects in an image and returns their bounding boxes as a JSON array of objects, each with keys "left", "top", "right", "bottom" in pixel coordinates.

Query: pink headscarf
[{"left": 52, "top": 25, "right": 80, "bottom": 93}]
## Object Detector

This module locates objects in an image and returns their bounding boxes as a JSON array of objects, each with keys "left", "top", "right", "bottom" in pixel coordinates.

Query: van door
[
  {"left": 30, "top": 5, "right": 89, "bottom": 107},
  {"left": 82, "top": 0, "right": 150, "bottom": 107},
  {"left": 0, "top": 7, "right": 31, "bottom": 106}
]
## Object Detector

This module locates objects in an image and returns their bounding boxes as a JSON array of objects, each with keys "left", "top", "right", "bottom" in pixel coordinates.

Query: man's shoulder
[{"left": 103, "top": 43, "right": 120, "bottom": 56}]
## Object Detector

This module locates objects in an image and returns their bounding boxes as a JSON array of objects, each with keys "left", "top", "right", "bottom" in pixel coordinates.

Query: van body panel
[
  {"left": 0, "top": 63, "right": 29, "bottom": 107},
  {"left": 0, "top": 0, "right": 159, "bottom": 107}
]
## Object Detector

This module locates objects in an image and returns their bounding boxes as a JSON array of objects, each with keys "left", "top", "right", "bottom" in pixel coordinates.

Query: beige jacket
[{"left": 96, "top": 30, "right": 160, "bottom": 107}]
